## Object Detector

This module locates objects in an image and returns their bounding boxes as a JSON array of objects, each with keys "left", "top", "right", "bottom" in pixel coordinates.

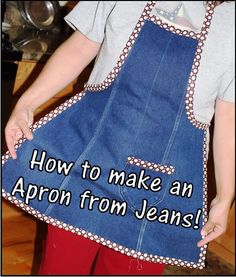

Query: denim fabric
[{"left": 2, "top": 21, "right": 205, "bottom": 263}]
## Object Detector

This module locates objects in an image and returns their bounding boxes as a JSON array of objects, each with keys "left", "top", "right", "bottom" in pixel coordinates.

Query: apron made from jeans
[{"left": 2, "top": 1, "right": 216, "bottom": 269}]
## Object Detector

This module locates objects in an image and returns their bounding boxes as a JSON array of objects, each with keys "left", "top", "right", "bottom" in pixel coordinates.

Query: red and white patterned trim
[
  {"left": 1, "top": 1, "right": 212, "bottom": 270},
  {"left": 2, "top": 187, "right": 207, "bottom": 269},
  {"left": 1, "top": 91, "right": 86, "bottom": 165},
  {"left": 2, "top": 134, "right": 209, "bottom": 269},
  {"left": 127, "top": 156, "right": 175, "bottom": 175},
  {"left": 1, "top": 95, "right": 209, "bottom": 270},
  {"left": 202, "top": 131, "right": 209, "bottom": 225},
  {"left": 84, "top": 1, "right": 216, "bottom": 130},
  {"left": 199, "top": 130, "right": 209, "bottom": 266},
  {"left": 148, "top": 16, "right": 201, "bottom": 40},
  {"left": 185, "top": 2, "right": 216, "bottom": 130}
]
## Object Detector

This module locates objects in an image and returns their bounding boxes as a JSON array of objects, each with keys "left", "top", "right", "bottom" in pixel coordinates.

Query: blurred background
[{"left": 1, "top": 1, "right": 235, "bottom": 275}]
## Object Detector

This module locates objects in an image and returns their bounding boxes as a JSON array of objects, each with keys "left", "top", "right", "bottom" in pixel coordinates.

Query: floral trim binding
[
  {"left": 84, "top": 1, "right": 216, "bottom": 130},
  {"left": 127, "top": 156, "right": 175, "bottom": 175},
  {"left": 2, "top": 91, "right": 86, "bottom": 165},
  {"left": 2, "top": 188, "right": 207, "bottom": 269}
]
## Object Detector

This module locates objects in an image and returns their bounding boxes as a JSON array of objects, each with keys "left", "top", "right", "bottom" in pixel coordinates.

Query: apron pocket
[{"left": 119, "top": 156, "right": 175, "bottom": 211}]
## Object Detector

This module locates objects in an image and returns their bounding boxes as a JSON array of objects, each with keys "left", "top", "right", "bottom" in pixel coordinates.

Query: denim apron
[{"left": 2, "top": 1, "right": 216, "bottom": 269}]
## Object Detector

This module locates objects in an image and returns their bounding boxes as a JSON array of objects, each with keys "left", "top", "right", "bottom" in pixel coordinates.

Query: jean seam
[
  {"left": 160, "top": 86, "right": 188, "bottom": 165},
  {"left": 44, "top": 86, "right": 113, "bottom": 215},
  {"left": 128, "top": 34, "right": 174, "bottom": 147},
  {"left": 136, "top": 219, "right": 148, "bottom": 253},
  {"left": 119, "top": 35, "right": 174, "bottom": 210}
]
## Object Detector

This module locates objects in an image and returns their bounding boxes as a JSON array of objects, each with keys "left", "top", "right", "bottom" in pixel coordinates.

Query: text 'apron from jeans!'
[{"left": 2, "top": 1, "right": 216, "bottom": 269}]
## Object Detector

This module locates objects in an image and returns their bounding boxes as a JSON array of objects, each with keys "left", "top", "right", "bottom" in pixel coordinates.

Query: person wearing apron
[{"left": 2, "top": 1, "right": 235, "bottom": 275}]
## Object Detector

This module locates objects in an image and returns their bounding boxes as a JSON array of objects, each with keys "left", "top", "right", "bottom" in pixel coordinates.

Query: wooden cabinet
[
  {"left": 216, "top": 201, "right": 235, "bottom": 254},
  {"left": 12, "top": 60, "right": 91, "bottom": 116},
  {"left": 13, "top": 61, "right": 79, "bottom": 97},
  {"left": 209, "top": 202, "right": 235, "bottom": 266}
]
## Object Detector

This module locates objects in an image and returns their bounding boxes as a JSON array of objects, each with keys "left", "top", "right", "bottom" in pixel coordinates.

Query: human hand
[
  {"left": 5, "top": 104, "right": 34, "bottom": 160},
  {"left": 197, "top": 197, "right": 231, "bottom": 247}
]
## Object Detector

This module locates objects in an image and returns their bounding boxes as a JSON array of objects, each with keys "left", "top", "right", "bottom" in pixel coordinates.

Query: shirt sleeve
[
  {"left": 64, "top": 1, "right": 116, "bottom": 43},
  {"left": 217, "top": 65, "right": 235, "bottom": 103}
]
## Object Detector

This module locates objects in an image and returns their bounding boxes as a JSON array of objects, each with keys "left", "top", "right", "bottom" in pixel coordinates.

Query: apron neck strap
[{"left": 199, "top": 1, "right": 217, "bottom": 41}]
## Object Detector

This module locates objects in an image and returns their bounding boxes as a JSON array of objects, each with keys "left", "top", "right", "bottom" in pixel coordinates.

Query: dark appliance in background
[
  {"left": 1, "top": 1, "right": 76, "bottom": 146},
  {"left": 2, "top": 0, "right": 23, "bottom": 145},
  {"left": 16, "top": 1, "right": 61, "bottom": 30}
]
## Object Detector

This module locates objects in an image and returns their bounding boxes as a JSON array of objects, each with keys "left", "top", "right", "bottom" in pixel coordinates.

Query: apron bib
[{"left": 2, "top": 1, "right": 216, "bottom": 269}]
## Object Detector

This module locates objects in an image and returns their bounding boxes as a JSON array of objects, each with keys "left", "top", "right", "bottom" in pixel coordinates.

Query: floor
[
  {"left": 163, "top": 251, "right": 235, "bottom": 275},
  {"left": 2, "top": 200, "right": 235, "bottom": 276}
]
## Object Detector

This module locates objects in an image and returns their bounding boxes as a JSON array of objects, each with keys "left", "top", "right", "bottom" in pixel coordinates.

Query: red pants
[{"left": 39, "top": 224, "right": 166, "bottom": 275}]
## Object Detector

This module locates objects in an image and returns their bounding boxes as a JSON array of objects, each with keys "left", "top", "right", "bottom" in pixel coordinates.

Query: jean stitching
[
  {"left": 44, "top": 86, "right": 113, "bottom": 214},
  {"left": 136, "top": 219, "right": 148, "bottom": 253},
  {"left": 130, "top": 35, "right": 174, "bottom": 146},
  {"left": 120, "top": 35, "right": 174, "bottom": 209},
  {"left": 161, "top": 88, "right": 187, "bottom": 165}
]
